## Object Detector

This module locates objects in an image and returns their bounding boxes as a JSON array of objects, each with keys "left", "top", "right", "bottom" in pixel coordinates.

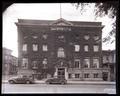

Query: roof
[{"left": 15, "top": 18, "right": 104, "bottom": 28}]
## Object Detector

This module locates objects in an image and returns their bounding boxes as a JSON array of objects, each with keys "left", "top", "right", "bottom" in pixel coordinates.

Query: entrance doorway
[{"left": 57, "top": 68, "right": 65, "bottom": 79}]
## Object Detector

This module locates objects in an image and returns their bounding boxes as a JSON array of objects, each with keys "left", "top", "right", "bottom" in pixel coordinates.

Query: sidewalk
[
  {"left": 2, "top": 79, "right": 116, "bottom": 85},
  {"left": 35, "top": 80, "right": 116, "bottom": 85}
]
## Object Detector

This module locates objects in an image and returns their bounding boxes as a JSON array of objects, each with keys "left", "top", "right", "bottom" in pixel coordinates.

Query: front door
[{"left": 57, "top": 68, "right": 65, "bottom": 79}]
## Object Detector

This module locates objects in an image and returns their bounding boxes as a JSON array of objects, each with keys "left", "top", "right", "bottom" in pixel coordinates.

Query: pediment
[{"left": 51, "top": 18, "right": 73, "bottom": 26}]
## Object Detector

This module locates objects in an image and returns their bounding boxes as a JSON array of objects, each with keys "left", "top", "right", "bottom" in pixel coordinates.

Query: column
[
  {"left": 54, "top": 67, "right": 58, "bottom": 78},
  {"left": 65, "top": 68, "right": 68, "bottom": 79}
]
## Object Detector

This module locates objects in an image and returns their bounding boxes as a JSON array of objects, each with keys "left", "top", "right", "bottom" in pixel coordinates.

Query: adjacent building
[
  {"left": 2, "top": 47, "right": 18, "bottom": 76},
  {"left": 102, "top": 50, "right": 116, "bottom": 81},
  {"left": 16, "top": 18, "right": 109, "bottom": 81}
]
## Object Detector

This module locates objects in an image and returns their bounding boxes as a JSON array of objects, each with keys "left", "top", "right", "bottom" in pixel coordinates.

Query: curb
[{"left": 2, "top": 81, "right": 115, "bottom": 85}]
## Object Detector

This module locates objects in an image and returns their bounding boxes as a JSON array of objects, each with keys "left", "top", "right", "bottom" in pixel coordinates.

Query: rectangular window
[
  {"left": 43, "top": 45, "right": 48, "bottom": 51},
  {"left": 74, "top": 59, "right": 80, "bottom": 68},
  {"left": 94, "top": 73, "right": 99, "bottom": 78},
  {"left": 75, "top": 74, "right": 80, "bottom": 78},
  {"left": 22, "top": 58, "right": 28, "bottom": 69},
  {"left": 57, "top": 47, "right": 65, "bottom": 58},
  {"left": 74, "top": 45, "right": 80, "bottom": 52},
  {"left": 93, "top": 45, "right": 99, "bottom": 52},
  {"left": 43, "top": 58, "right": 47, "bottom": 69},
  {"left": 32, "top": 61, "right": 37, "bottom": 69},
  {"left": 84, "top": 58, "right": 90, "bottom": 68},
  {"left": 43, "top": 34, "right": 48, "bottom": 39},
  {"left": 93, "top": 58, "right": 99, "bottom": 68},
  {"left": 33, "top": 44, "right": 38, "bottom": 51},
  {"left": 84, "top": 73, "right": 89, "bottom": 78},
  {"left": 84, "top": 45, "right": 88, "bottom": 52},
  {"left": 68, "top": 74, "right": 72, "bottom": 79},
  {"left": 22, "top": 44, "right": 27, "bottom": 51}
]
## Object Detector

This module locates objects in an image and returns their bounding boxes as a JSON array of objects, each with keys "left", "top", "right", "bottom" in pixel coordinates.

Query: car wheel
[
  {"left": 61, "top": 82, "right": 65, "bottom": 85},
  {"left": 26, "top": 80, "right": 30, "bottom": 84},
  {"left": 9, "top": 80, "right": 14, "bottom": 84}
]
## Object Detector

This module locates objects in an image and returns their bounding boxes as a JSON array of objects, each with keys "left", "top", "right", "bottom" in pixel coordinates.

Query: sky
[{"left": 3, "top": 3, "right": 116, "bottom": 57}]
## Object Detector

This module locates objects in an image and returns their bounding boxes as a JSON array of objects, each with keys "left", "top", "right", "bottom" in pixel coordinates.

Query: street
[{"left": 2, "top": 83, "right": 116, "bottom": 94}]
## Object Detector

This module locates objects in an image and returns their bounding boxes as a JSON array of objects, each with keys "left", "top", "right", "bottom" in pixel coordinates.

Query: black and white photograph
[{"left": 2, "top": 2, "right": 118, "bottom": 94}]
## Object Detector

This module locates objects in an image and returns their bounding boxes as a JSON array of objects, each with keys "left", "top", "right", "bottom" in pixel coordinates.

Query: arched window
[{"left": 57, "top": 47, "right": 65, "bottom": 58}]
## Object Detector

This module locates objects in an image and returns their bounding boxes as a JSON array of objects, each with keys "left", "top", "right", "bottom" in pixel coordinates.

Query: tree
[{"left": 73, "top": 1, "right": 118, "bottom": 44}]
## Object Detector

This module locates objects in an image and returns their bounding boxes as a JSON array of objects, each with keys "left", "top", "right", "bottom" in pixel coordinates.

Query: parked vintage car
[
  {"left": 45, "top": 78, "right": 67, "bottom": 84},
  {"left": 8, "top": 75, "right": 35, "bottom": 84}
]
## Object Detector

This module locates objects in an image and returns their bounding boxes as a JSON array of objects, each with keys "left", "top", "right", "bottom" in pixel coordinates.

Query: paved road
[{"left": 2, "top": 83, "right": 116, "bottom": 94}]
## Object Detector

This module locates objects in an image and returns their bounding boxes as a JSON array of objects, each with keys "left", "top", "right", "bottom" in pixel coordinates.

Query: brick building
[
  {"left": 102, "top": 50, "right": 116, "bottom": 81},
  {"left": 15, "top": 18, "right": 108, "bottom": 81},
  {"left": 2, "top": 47, "right": 18, "bottom": 76}
]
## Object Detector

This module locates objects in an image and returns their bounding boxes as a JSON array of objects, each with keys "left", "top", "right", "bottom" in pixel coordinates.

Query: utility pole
[{"left": 60, "top": 3, "right": 62, "bottom": 18}]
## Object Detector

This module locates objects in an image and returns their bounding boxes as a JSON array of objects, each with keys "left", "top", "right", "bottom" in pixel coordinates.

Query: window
[
  {"left": 103, "top": 56, "right": 109, "bottom": 63},
  {"left": 43, "top": 58, "right": 47, "bottom": 64},
  {"left": 84, "top": 45, "right": 88, "bottom": 52},
  {"left": 93, "top": 73, "right": 99, "bottom": 78},
  {"left": 93, "top": 58, "right": 99, "bottom": 68},
  {"left": 75, "top": 74, "right": 80, "bottom": 78},
  {"left": 93, "top": 45, "right": 99, "bottom": 52},
  {"left": 43, "top": 34, "right": 48, "bottom": 39},
  {"left": 84, "top": 73, "right": 89, "bottom": 78},
  {"left": 43, "top": 58, "right": 47, "bottom": 68},
  {"left": 57, "top": 47, "right": 65, "bottom": 58},
  {"left": 94, "top": 35, "right": 99, "bottom": 40},
  {"left": 84, "top": 58, "right": 90, "bottom": 68},
  {"left": 75, "top": 34, "right": 79, "bottom": 39},
  {"left": 74, "top": 45, "right": 80, "bottom": 52},
  {"left": 84, "top": 35, "right": 90, "bottom": 40},
  {"left": 32, "top": 36, "right": 38, "bottom": 39},
  {"left": 58, "top": 35, "right": 64, "bottom": 39},
  {"left": 74, "top": 59, "right": 80, "bottom": 68},
  {"left": 32, "top": 61, "right": 37, "bottom": 69},
  {"left": 68, "top": 74, "right": 72, "bottom": 79},
  {"left": 43, "top": 45, "right": 48, "bottom": 51},
  {"left": 58, "top": 35, "right": 65, "bottom": 42},
  {"left": 33, "top": 44, "right": 38, "bottom": 51},
  {"left": 22, "top": 44, "right": 27, "bottom": 51},
  {"left": 22, "top": 58, "right": 28, "bottom": 69}
]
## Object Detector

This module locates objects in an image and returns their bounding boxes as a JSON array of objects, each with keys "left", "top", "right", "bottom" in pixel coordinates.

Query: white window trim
[
  {"left": 84, "top": 45, "right": 89, "bottom": 52},
  {"left": 93, "top": 57, "right": 99, "bottom": 68},
  {"left": 43, "top": 45, "right": 48, "bottom": 51},
  {"left": 57, "top": 47, "right": 65, "bottom": 58},
  {"left": 93, "top": 45, "right": 99, "bottom": 52},
  {"left": 74, "top": 45, "right": 80, "bottom": 52},
  {"left": 33, "top": 44, "right": 38, "bottom": 51},
  {"left": 22, "top": 58, "right": 28, "bottom": 69},
  {"left": 22, "top": 44, "right": 27, "bottom": 52},
  {"left": 84, "top": 35, "right": 90, "bottom": 40},
  {"left": 84, "top": 58, "right": 90, "bottom": 68},
  {"left": 32, "top": 61, "right": 38, "bottom": 69},
  {"left": 74, "top": 59, "right": 80, "bottom": 68}
]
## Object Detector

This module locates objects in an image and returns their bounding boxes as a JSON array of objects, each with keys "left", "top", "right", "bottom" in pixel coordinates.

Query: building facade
[
  {"left": 2, "top": 48, "right": 18, "bottom": 76},
  {"left": 16, "top": 18, "right": 108, "bottom": 81},
  {"left": 102, "top": 50, "right": 116, "bottom": 81}
]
